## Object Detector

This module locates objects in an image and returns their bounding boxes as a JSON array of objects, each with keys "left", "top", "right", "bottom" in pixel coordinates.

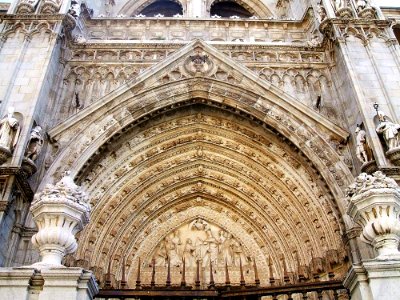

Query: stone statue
[
  {"left": 334, "top": 0, "right": 347, "bottom": 10},
  {"left": 165, "top": 230, "right": 182, "bottom": 266},
  {"left": 232, "top": 239, "right": 247, "bottom": 266},
  {"left": 218, "top": 231, "right": 233, "bottom": 266},
  {"left": 355, "top": 125, "right": 372, "bottom": 164},
  {"left": 356, "top": 0, "right": 368, "bottom": 11},
  {"left": 376, "top": 111, "right": 400, "bottom": 151},
  {"left": 25, "top": 125, "right": 44, "bottom": 161},
  {"left": 0, "top": 107, "right": 20, "bottom": 152},
  {"left": 69, "top": 0, "right": 81, "bottom": 18},
  {"left": 154, "top": 241, "right": 167, "bottom": 266},
  {"left": 183, "top": 238, "right": 196, "bottom": 267},
  {"left": 317, "top": 3, "right": 327, "bottom": 22},
  {"left": 203, "top": 228, "right": 219, "bottom": 267}
]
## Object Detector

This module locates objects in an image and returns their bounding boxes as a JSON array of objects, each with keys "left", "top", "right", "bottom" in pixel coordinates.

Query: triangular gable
[{"left": 49, "top": 39, "right": 348, "bottom": 141}]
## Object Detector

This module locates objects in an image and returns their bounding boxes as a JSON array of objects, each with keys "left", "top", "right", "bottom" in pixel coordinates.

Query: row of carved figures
[
  {"left": 0, "top": 107, "right": 44, "bottom": 175},
  {"left": 355, "top": 108, "right": 400, "bottom": 168},
  {"left": 153, "top": 219, "right": 249, "bottom": 269}
]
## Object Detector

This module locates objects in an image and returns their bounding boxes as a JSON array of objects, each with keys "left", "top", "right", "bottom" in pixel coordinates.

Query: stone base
[
  {"left": 386, "top": 147, "right": 400, "bottom": 166},
  {"left": 0, "top": 266, "right": 98, "bottom": 300},
  {"left": 345, "top": 260, "right": 400, "bottom": 300},
  {"left": 0, "top": 146, "right": 12, "bottom": 165},
  {"left": 360, "top": 160, "right": 378, "bottom": 174},
  {"left": 21, "top": 157, "right": 37, "bottom": 178}
]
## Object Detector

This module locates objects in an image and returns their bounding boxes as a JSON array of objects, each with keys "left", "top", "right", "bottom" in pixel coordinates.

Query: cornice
[{"left": 0, "top": 13, "right": 65, "bottom": 22}]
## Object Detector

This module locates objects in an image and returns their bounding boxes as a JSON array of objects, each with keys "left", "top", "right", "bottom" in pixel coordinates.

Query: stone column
[
  {"left": 344, "top": 171, "right": 400, "bottom": 300},
  {"left": 0, "top": 172, "right": 98, "bottom": 300}
]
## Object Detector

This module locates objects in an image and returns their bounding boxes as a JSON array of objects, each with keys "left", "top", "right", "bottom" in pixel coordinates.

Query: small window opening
[
  {"left": 210, "top": 1, "right": 253, "bottom": 18},
  {"left": 138, "top": 0, "right": 183, "bottom": 17}
]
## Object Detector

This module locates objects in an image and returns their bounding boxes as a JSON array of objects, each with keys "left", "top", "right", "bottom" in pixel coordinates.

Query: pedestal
[
  {"left": 365, "top": 259, "right": 400, "bottom": 300},
  {"left": 0, "top": 267, "right": 98, "bottom": 300},
  {"left": 345, "top": 260, "right": 400, "bottom": 300}
]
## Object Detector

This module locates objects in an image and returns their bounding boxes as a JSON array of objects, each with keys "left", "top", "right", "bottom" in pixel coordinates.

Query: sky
[{"left": 1, "top": 0, "right": 399, "bottom": 7}]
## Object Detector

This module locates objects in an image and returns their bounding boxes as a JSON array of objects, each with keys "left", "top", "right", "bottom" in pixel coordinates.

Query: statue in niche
[
  {"left": 0, "top": 107, "right": 20, "bottom": 153},
  {"left": 376, "top": 111, "right": 400, "bottom": 151},
  {"left": 355, "top": 125, "right": 372, "bottom": 164},
  {"left": 25, "top": 125, "right": 43, "bottom": 161}
]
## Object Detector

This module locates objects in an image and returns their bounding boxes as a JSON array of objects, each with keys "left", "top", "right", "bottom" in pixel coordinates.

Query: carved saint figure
[
  {"left": 0, "top": 107, "right": 20, "bottom": 152},
  {"left": 202, "top": 228, "right": 219, "bottom": 267},
  {"left": 183, "top": 238, "right": 196, "bottom": 267},
  {"left": 355, "top": 126, "right": 372, "bottom": 163},
  {"left": 25, "top": 125, "right": 44, "bottom": 161},
  {"left": 166, "top": 230, "right": 182, "bottom": 266},
  {"left": 232, "top": 239, "right": 247, "bottom": 266},
  {"left": 218, "top": 231, "right": 233, "bottom": 266},
  {"left": 154, "top": 240, "right": 167, "bottom": 266},
  {"left": 376, "top": 111, "right": 400, "bottom": 151}
]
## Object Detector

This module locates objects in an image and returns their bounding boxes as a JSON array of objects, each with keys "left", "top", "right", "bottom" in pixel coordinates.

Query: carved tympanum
[{"left": 152, "top": 218, "right": 249, "bottom": 268}]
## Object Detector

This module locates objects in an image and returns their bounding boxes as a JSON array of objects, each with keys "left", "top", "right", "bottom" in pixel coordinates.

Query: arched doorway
[{"left": 46, "top": 41, "right": 352, "bottom": 296}]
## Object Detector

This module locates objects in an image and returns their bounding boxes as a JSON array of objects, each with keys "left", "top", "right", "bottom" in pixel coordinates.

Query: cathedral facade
[{"left": 0, "top": 0, "right": 400, "bottom": 299}]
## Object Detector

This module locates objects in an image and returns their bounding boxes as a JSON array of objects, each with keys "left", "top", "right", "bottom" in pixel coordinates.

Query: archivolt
[
  {"left": 68, "top": 105, "right": 348, "bottom": 285},
  {"left": 46, "top": 77, "right": 352, "bottom": 211}
]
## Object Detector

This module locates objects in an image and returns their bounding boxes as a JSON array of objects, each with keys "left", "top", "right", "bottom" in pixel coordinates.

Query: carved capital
[
  {"left": 346, "top": 171, "right": 400, "bottom": 259},
  {"left": 30, "top": 171, "right": 90, "bottom": 267}
]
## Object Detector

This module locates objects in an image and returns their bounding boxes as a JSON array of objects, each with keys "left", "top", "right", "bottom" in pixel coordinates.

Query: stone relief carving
[{"left": 152, "top": 219, "right": 249, "bottom": 268}]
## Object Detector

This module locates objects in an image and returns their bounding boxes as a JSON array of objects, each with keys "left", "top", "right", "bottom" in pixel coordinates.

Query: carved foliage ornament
[
  {"left": 346, "top": 171, "right": 400, "bottom": 258},
  {"left": 30, "top": 171, "right": 90, "bottom": 266}
]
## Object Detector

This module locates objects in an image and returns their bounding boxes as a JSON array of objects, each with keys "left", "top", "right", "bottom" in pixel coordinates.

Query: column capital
[
  {"left": 346, "top": 171, "right": 400, "bottom": 259},
  {"left": 30, "top": 171, "right": 91, "bottom": 267}
]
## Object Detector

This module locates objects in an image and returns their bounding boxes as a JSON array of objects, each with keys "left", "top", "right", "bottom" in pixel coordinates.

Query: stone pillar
[
  {"left": 0, "top": 172, "right": 98, "bottom": 300},
  {"left": 344, "top": 171, "right": 400, "bottom": 300}
]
